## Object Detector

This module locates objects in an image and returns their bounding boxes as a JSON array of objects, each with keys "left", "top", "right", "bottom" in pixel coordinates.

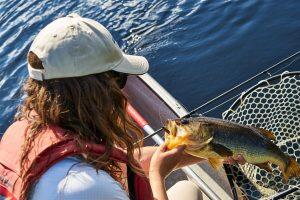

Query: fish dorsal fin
[
  {"left": 257, "top": 128, "right": 276, "bottom": 140},
  {"left": 208, "top": 157, "right": 223, "bottom": 170}
]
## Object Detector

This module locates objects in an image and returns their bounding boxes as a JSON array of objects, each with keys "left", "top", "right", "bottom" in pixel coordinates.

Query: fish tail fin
[{"left": 282, "top": 157, "right": 300, "bottom": 182}]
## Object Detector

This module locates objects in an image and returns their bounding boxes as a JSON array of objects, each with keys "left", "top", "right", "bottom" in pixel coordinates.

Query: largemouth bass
[{"left": 164, "top": 117, "right": 300, "bottom": 182}]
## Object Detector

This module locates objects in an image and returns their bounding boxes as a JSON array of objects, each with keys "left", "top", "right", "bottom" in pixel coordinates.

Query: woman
[{"left": 0, "top": 14, "right": 244, "bottom": 200}]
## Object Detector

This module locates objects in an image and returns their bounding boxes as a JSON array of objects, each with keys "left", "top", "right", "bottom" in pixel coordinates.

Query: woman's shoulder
[{"left": 30, "top": 157, "right": 129, "bottom": 200}]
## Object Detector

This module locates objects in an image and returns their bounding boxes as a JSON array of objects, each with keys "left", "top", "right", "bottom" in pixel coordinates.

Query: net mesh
[{"left": 222, "top": 72, "right": 300, "bottom": 200}]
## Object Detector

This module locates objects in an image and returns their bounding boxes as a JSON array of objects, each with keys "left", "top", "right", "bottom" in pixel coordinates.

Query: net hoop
[{"left": 223, "top": 71, "right": 300, "bottom": 118}]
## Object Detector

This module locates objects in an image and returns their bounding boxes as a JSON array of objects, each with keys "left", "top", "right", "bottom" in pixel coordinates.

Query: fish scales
[{"left": 212, "top": 121, "right": 284, "bottom": 164}]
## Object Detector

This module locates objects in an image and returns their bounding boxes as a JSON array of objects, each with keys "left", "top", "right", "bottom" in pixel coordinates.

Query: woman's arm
[
  {"left": 149, "top": 144, "right": 186, "bottom": 200},
  {"left": 149, "top": 174, "right": 168, "bottom": 200}
]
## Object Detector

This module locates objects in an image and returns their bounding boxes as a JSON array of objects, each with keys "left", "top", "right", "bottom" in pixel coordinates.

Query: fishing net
[{"left": 222, "top": 71, "right": 300, "bottom": 200}]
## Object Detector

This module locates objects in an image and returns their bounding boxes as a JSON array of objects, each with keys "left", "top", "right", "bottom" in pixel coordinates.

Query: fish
[{"left": 164, "top": 117, "right": 300, "bottom": 182}]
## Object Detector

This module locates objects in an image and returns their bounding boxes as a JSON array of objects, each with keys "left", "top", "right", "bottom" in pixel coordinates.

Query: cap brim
[{"left": 112, "top": 54, "right": 149, "bottom": 75}]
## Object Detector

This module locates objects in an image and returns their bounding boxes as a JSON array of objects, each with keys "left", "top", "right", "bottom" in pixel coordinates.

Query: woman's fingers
[
  {"left": 236, "top": 154, "right": 246, "bottom": 165},
  {"left": 225, "top": 154, "right": 246, "bottom": 165},
  {"left": 225, "top": 157, "right": 236, "bottom": 165},
  {"left": 158, "top": 143, "right": 168, "bottom": 152}
]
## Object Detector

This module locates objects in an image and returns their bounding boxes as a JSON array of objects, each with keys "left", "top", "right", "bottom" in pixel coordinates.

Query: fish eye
[{"left": 180, "top": 119, "right": 189, "bottom": 124}]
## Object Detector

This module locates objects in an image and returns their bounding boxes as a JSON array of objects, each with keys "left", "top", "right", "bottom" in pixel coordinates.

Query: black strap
[{"left": 127, "top": 165, "right": 136, "bottom": 200}]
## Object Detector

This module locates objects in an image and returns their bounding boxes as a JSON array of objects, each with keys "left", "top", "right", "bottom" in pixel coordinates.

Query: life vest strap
[{"left": 0, "top": 184, "right": 17, "bottom": 200}]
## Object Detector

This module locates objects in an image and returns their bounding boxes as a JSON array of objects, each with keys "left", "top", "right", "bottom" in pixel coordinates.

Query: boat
[{"left": 123, "top": 51, "right": 300, "bottom": 200}]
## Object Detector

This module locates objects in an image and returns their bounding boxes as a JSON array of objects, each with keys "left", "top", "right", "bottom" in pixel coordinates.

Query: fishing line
[
  {"left": 271, "top": 54, "right": 300, "bottom": 76},
  {"left": 201, "top": 93, "right": 240, "bottom": 115},
  {"left": 139, "top": 50, "right": 300, "bottom": 143},
  {"left": 201, "top": 54, "right": 300, "bottom": 115},
  {"left": 186, "top": 50, "right": 300, "bottom": 117}
]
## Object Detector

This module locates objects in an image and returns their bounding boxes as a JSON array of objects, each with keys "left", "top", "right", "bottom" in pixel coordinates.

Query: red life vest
[{"left": 0, "top": 120, "right": 153, "bottom": 200}]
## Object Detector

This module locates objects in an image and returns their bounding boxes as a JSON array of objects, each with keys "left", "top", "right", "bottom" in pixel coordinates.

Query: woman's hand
[
  {"left": 149, "top": 143, "right": 186, "bottom": 179},
  {"left": 225, "top": 154, "right": 246, "bottom": 165}
]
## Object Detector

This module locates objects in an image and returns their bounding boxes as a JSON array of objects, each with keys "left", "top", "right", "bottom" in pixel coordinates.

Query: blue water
[{"left": 0, "top": 0, "right": 299, "bottom": 133}]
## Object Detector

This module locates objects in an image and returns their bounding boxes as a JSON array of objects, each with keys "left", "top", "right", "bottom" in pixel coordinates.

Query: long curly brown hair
[{"left": 17, "top": 52, "right": 144, "bottom": 199}]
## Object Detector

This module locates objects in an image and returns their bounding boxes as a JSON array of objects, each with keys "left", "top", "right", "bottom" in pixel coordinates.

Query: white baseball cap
[{"left": 28, "top": 13, "right": 149, "bottom": 81}]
